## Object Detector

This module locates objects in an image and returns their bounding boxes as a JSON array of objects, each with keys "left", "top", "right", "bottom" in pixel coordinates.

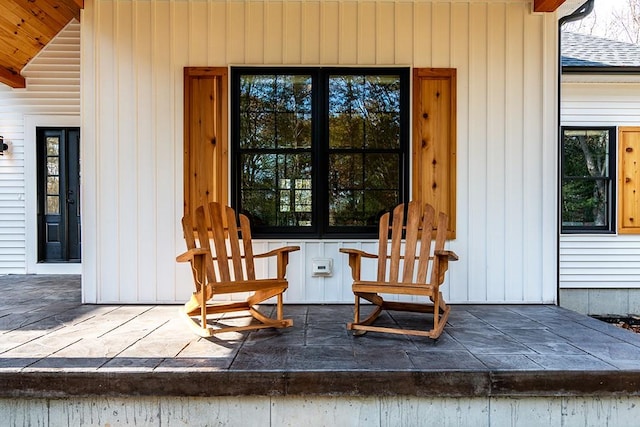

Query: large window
[
  {"left": 232, "top": 67, "right": 410, "bottom": 238},
  {"left": 561, "top": 127, "right": 616, "bottom": 233}
]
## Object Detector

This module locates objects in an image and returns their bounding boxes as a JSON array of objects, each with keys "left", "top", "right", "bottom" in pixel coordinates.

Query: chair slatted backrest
[
  {"left": 377, "top": 201, "right": 443, "bottom": 285},
  {"left": 206, "top": 201, "right": 256, "bottom": 283},
  {"left": 431, "top": 210, "right": 450, "bottom": 285}
]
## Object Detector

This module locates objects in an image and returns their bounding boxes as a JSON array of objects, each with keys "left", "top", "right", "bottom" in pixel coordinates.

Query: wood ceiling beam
[
  {"left": 534, "top": 0, "right": 567, "bottom": 12},
  {"left": 0, "top": 66, "right": 26, "bottom": 89}
]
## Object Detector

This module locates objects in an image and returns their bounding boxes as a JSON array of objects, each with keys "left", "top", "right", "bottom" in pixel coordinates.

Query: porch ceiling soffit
[{"left": 0, "top": 0, "right": 83, "bottom": 89}]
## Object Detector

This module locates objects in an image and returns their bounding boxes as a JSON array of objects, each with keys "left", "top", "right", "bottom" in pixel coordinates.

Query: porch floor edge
[{"left": 2, "top": 370, "right": 640, "bottom": 399}]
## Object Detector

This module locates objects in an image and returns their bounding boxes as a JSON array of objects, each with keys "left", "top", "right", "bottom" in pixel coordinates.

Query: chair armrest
[
  {"left": 339, "top": 248, "right": 378, "bottom": 281},
  {"left": 176, "top": 248, "right": 209, "bottom": 262},
  {"left": 434, "top": 249, "right": 459, "bottom": 261},
  {"left": 254, "top": 245, "right": 301, "bottom": 259},
  {"left": 338, "top": 248, "right": 378, "bottom": 259},
  {"left": 253, "top": 246, "right": 300, "bottom": 279}
]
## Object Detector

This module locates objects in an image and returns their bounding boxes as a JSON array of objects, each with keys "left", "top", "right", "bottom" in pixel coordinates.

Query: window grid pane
[
  {"left": 561, "top": 128, "right": 614, "bottom": 232},
  {"left": 328, "top": 73, "right": 402, "bottom": 227}
]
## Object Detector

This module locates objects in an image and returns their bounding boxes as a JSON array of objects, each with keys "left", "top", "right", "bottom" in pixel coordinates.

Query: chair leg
[
  {"left": 354, "top": 295, "right": 360, "bottom": 324},
  {"left": 277, "top": 293, "right": 283, "bottom": 320},
  {"left": 432, "top": 292, "right": 439, "bottom": 333},
  {"left": 348, "top": 295, "right": 367, "bottom": 335}
]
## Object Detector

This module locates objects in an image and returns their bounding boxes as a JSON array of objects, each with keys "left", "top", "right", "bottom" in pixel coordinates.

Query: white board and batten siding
[
  {"left": 81, "top": 0, "right": 559, "bottom": 304},
  {"left": 0, "top": 21, "right": 81, "bottom": 275},
  {"left": 560, "top": 81, "right": 640, "bottom": 290}
]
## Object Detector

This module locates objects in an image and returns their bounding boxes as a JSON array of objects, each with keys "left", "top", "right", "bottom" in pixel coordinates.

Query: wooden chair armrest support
[
  {"left": 254, "top": 246, "right": 301, "bottom": 259},
  {"left": 434, "top": 249, "right": 459, "bottom": 261},
  {"left": 255, "top": 246, "right": 300, "bottom": 279},
  {"left": 339, "top": 248, "right": 379, "bottom": 281},
  {"left": 338, "top": 248, "right": 378, "bottom": 259},
  {"left": 176, "top": 248, "right": 210, "bottom": 262}
]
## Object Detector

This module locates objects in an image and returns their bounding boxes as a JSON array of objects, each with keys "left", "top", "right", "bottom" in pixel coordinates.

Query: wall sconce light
[{"left": 0, "top": 136, "right": 7, "bottom": 155}]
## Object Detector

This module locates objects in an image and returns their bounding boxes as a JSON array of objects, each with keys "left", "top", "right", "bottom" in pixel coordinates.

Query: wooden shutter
[
  {"left": 619, "top": 126, "right": 640, "bottom": 234},
  {"left": 412, "top": 68, "right": 457, "bottom": 239},
  {"left": 183, "top": 67, "right": 228, "bottom": 224}
]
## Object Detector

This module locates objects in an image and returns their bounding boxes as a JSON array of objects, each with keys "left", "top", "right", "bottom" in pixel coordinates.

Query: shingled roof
[{"left": 562, "top": 31, "right": 640, "bottom": 69}]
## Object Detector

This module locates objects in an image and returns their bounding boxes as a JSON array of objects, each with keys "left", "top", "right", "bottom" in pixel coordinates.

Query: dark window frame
[
  {"left": 231, "top": 66, "right": 410, "bottom": 239},
  {"left": 560, "top": 126, "right": 616, "bottom": 234}
]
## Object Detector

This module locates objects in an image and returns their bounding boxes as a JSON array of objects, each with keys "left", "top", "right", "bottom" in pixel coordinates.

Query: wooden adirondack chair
[
  {"left": 176, "top": 202, "right": 300, "bottom": 337},
  {"left": 339, "top": 201, "right": 458, "bottom": 339}
]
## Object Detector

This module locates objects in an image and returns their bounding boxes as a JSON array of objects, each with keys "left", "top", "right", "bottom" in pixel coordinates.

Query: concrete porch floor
[{"left": 1, "top": 274, "right": 640, "bottom": 399}]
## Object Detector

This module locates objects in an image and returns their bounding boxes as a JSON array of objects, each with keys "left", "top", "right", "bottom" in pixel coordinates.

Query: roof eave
[{"left": 562, "top": 66, "right": 640, "bottom": 74}]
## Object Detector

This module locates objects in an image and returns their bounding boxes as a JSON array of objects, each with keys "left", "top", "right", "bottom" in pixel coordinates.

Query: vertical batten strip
[
  {"left": 396, "top": 1, "right": 413, "bottom": 65},
  {"left": 166, "top": 0, "right": 182, "bottom": 302},
  {"left": 541, "top": 14, "right": 559, "bottom": 303},
  {"left": 136, "top": 1, "right": 159, "bottom": 302},
  {"left": 447, "top": 2, "right": 469, "bottom": 302},
  {"left": 358, "top": 1, "right": 375, "bottom": 64},
  {"left": 487, "top": 3, "right": 507, "bottom": 302},
  {"left": 413, "top": 2, "right": 433, "bottom": 67},
  {"left": 150, "top": 0, "right": 160, "bottom": 302},
  {"left": 81, "top": 3, "right": 98, "bottom": 302},
  {"left": 504, "top": 1, "right": 526, "bottom": 302},
  {"left": 339, "top": 1, "right": 357, "bottom": 64},
  {"left": 116, "top": 1, "right": 137, "bottom": 302},
  {"left": 97, "top": 1, "right": 120, "bottom": 302},
  {"left": 523, "top": 12, "right": 545, "bottom": 302},
  {"left": 321, "top": 1, "right": 339, "bottom": 64},
  {"left": 467, "top": 1, "right": 488, "bottom": 302},
  {"left": 246, "top": 1, "right": 264, "bottom": 64}
]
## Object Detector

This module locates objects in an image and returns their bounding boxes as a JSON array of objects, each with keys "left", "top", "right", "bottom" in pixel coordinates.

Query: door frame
[{"left": 25, "top": 115, "right": 81, "bottom": 274}]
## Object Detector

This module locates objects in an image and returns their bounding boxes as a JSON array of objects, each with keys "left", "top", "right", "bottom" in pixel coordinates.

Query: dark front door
[{"left": 37, "top": 128, "right": 81, "bottom": 262}]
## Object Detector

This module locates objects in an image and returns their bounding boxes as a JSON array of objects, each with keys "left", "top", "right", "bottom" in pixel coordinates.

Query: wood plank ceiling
[
  {"left": 0, "top": 0, "right": 563, "bottom": 89},
  {"left": 0, "top": 0, "right": 83, "bottom": 88}
]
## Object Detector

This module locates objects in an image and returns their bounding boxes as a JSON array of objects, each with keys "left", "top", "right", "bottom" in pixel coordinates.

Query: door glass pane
[
  {"left": 47, "top": 176, "right": 59, "bottom": 195},
  {"left": 46, "top": 137, "right": 59, "bottom": 155},
  {"left": 47, "top": 196, "right": 59, "bottom": 215},
  {"left": 47, "top": 157, "right": 59, "bottom": 176}
]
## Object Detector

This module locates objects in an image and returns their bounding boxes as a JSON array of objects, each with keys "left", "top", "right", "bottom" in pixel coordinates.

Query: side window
[{"left": 561, "top": 127, "right": 616, "bottom": 233}]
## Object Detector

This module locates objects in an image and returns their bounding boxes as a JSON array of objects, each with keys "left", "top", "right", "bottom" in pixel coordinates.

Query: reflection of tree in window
[
  {"left": 562, "top": 129, "right": 612, "bottom": 229},
  {"left": 239, "top": 75, "right": 312, "bottom": 227},
  {"left": 329, "top": 75, "right": 401, "bottom": 226},
  {"left": 234, "top": 68, "right": 408, "bottom": 236}
]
